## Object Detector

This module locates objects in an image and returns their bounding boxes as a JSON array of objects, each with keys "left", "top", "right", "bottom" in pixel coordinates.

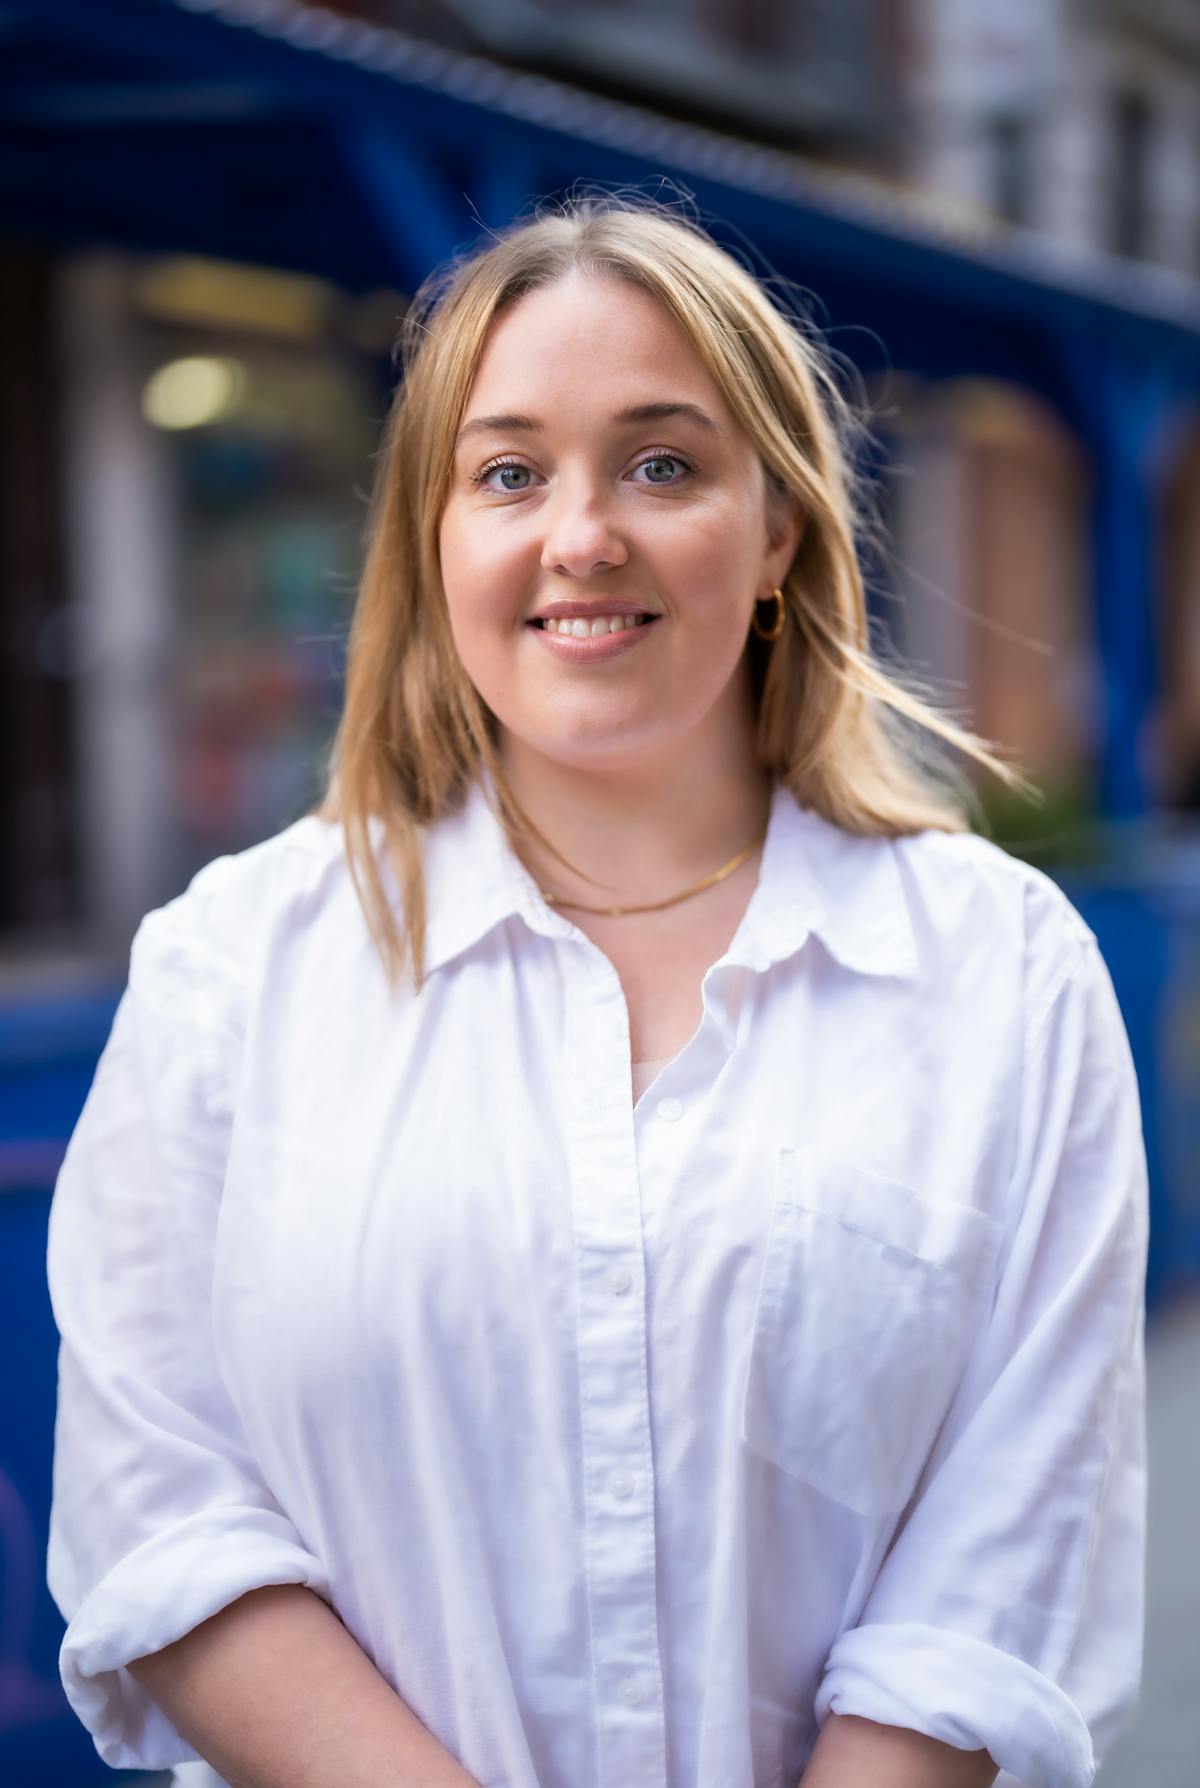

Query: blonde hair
[{"left": 311, "top": 188, "right": 1033, "bottom": 996}]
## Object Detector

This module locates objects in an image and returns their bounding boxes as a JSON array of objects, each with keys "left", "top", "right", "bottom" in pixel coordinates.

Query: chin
[{"left": 505, "top": 726, "right": 672, "bottom": 777}]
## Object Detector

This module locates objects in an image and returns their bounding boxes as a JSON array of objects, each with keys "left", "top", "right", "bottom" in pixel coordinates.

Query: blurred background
[{"left": 1, "top": 1, "right": 1198, "bottom": 1784}]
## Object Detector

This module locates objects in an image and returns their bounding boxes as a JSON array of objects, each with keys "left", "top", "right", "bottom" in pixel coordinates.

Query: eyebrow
[{"left": 454, "top": 400, "right": 724, "bottom": 448}]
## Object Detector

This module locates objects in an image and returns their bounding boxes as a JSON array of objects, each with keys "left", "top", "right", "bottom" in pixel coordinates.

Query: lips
[{"left": 527, "top": 612, "right": 661, "bottom": 661}]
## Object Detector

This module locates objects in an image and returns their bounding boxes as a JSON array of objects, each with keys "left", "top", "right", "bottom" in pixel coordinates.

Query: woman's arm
[
  {"left": 799, "top": 1713, "right": 999, "bottom": 1787},
  {"left": 127, "top": 1583, "right": 481, "bottom": 1788}
]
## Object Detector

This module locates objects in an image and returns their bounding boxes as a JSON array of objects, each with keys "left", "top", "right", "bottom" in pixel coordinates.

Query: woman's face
[{"left": 437, "top": 271, "right": 802, "bottom": 777}]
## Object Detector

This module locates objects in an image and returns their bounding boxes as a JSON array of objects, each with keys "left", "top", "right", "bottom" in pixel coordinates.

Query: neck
[{"left": 496, "top": 717, "right": 772, "bottom": 912}]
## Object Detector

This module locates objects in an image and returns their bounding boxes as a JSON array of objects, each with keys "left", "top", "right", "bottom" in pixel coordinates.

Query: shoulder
[
  {"left": 888, "top": 825, "right": 1097, "bottom": 1019},
  {"left": 129, "top": 814, "right": 350, "bottom": 1016}
]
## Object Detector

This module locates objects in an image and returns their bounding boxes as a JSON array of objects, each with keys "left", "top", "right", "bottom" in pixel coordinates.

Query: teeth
[{"left": 543, "top": 614, "right": 649, "bottom": 636}]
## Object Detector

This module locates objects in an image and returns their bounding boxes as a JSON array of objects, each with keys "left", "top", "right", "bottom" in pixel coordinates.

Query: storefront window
[{"left": 135, "top": 260, "right": 398, "bottom": 886}]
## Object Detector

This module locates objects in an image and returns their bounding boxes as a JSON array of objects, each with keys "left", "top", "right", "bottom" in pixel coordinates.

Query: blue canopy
[{"left": 6, "top": 0, "right": 1200, "bottom": 815}]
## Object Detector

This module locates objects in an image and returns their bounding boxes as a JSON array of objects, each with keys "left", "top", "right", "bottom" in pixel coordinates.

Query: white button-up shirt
[{"left": 46, "top": 771, "right": 1149, "bottom": 1788}]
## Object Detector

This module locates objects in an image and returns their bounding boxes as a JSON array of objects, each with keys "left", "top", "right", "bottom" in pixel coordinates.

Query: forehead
[{"left": 463, "top": 272, "right": 729, "bottom": 417}]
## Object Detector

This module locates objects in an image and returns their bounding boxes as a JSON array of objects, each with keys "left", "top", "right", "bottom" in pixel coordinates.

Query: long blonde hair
[{"left": 311, "top": 189, "right": 1033, "bottom": 996}]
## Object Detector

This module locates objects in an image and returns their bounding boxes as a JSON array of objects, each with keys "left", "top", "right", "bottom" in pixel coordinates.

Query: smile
[
  {"left": 527, "top": 614, "right": 661, "bottom": 661},
  {"left": 536, "top": 614, "right": 652, "bottom": 636}
]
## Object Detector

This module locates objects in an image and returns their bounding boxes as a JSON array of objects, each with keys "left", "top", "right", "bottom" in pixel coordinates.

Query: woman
[{"left": 46, "top": 193, "right": 1148, "bottom": 1788}]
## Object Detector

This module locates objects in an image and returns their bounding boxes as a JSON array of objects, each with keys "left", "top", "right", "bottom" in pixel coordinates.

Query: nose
[{"left": 539, "top": 474, "right": 629, "bottom": 579}]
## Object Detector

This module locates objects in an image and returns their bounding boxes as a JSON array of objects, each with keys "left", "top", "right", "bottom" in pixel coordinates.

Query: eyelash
[{"left": 468, "top": 449, "right": 699, "bottom": 493}]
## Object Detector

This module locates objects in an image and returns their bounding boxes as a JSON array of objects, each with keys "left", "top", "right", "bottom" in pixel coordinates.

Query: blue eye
[
  {"left": 472, "top": 459, "right": 536, "bottom": 493},
  {"left": 633, "top": 453, "right": 692, "bottom": 485}
]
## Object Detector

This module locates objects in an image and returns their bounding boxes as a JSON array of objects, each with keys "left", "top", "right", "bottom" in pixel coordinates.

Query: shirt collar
[
  {"left": 408, "top": 770, "right": 918, "bottom": 984},
  {"left": 734, "top": 778, "right": 920, "bottom": 981}
]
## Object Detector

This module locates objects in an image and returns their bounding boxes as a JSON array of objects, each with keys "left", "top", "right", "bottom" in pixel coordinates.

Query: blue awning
[
  {"left": 3, "top": 0, "right": 1198, "bottom": 381},
  {"left": 4, "top": 0, "right": 1197, "bottom": 816}
]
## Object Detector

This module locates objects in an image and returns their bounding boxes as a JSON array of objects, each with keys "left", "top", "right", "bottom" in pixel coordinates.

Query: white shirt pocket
[{"left": 741, "top": 1144, "right": 1004, "bottom": 1518}]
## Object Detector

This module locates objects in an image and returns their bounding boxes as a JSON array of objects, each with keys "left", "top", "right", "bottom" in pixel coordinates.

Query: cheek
[
  {"left": 436, "top": 524, "right": 526, "bottom": 708},
  {"left": 439, "top": 512, "right": 525, "bottom": 627},
  {"left": 662, "top": 509, "right": 759, "bottom": 613}
]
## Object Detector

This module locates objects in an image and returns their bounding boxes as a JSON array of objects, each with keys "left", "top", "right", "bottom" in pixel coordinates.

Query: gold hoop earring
[{"left": 751, "top": 587, "right": 786, "bottom": 642}]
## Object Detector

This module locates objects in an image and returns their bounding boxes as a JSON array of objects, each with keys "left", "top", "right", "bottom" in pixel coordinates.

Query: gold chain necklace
[{"left": 540, "top": 826, "right": 767, "bottom": 916}]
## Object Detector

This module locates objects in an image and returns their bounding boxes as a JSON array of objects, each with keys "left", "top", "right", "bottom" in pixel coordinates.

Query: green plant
[{"left": 969, "top": 774, "right": 1106, "bottom": 870}]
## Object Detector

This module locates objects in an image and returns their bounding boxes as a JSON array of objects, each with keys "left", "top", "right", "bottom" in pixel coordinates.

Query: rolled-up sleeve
[
  {"left": 813, "top": 907, "right": 1149, "bottom": 1788},
  {"left": 45, "top": 882, "right": 330, "bottom": 1771}
]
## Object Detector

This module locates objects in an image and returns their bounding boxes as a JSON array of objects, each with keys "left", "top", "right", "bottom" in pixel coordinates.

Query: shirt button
[
  {"left": 618, "top": 1675, "right": 644, "bottom": 1706},
  {"left": 606, "top": 1263, "right": 632, "bottom": 1295},
  {"left": 656, "top": 1095, "right": 683, "bottom": 1121},
  {"left": 609, "top": 1468, "right": 634, "bottom": 1499}
]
